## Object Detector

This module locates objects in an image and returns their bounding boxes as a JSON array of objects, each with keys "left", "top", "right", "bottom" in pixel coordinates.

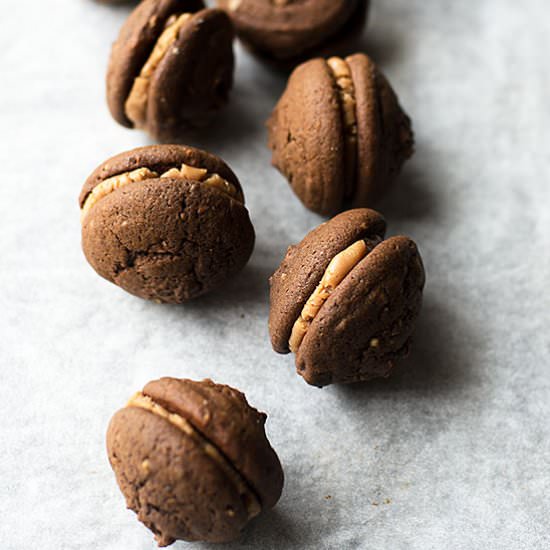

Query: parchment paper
[{"left": 1, "top": 1, "right": 549, "bottom": 549}]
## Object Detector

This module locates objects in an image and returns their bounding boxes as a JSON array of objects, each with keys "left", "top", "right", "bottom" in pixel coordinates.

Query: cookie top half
[
  {"left": 349, "top": 53, "right": 414, "bottom": 207},
  {"left": 267, "top": 58, "right": 346, "bottom": 215}
]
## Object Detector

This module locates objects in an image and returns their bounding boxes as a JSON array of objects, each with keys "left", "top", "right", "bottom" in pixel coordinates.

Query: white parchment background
[{"left": 1, "top": 1, "right": 549, "bottom": 549}]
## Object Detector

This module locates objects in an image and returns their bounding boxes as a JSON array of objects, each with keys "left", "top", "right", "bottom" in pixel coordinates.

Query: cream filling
[
  {"left": 327, "top": 57, "right": 358, "bottom": 198},
  {"left": 159, "top": 163, "right": 241, "bottom": 201},
  {"left": 80, "top": 163, "right": 241, "bottom": 222},
  {"left": 288, "top": 239, "right": 369, "bottom": 353},
  {"left": 228, "top": 0, "right": 243, "bottom": 10},
  {"left": 125, "top": 13, "right": 193, "bottom": 128},
  {"left": 128, "top": 392, "right": 262, "bottom": 520}
]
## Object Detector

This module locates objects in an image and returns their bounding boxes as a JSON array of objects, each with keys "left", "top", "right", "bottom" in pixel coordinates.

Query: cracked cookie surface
[{"left": 80, "top": 145, "right": 254, "bottom": 303}]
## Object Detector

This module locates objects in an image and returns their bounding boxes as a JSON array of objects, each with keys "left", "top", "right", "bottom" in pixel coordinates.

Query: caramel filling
[
  {"left": 327, "top": 57, "right": 358, "bottom": 199},
  {"left": 289, "top": 239, "right": 369, "bottom": 353},
  {"left": 125, "top": 13, "right": 193, "bottom": 128},
  {"left": 80, "top": 163, "right": 241, "bottom": 222},
  {"left": 128, "top": 392, "right": 262, "bottom": 520}
]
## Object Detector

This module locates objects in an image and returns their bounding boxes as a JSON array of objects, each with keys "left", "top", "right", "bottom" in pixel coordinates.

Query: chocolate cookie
[
  {"left": 269, "top": 209, "right": 425, "bottom": 387},
  {"left": 107, "top": 378, "right": 284, "bottom": 546},
  {"left": 216, "top": 0, "right": 368, "bottom": 66},
  {"left": 107, "top": 1, "right": 235, "bottom": 140},
  {"left": 268, "top": 53, "right": 414, "bottom": 216},
  {"left": 79, "top": 145, "right": 255, "bottom": 303}
]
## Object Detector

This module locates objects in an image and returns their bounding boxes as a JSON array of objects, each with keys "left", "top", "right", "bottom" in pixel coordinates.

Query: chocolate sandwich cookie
[
  {"left": 269, "top": 209, "right": 425, "bottom": 387},
  {"left": 107, "top": 1, "right": 235, "bottom": 140},
  {"left": 79, "top": 145, "right": 255, "bottom": 303},
  {"left": 107, "top": 378, "right": 284, "bottom": 546},
  {"left": 268, "top": 53, "right": 414, "bottom": 216},
  {"left": 216, "top": 0, "right": 368, "bottom": 67}
]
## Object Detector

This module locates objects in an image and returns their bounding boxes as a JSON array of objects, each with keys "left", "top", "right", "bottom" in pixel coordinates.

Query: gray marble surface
[{"left": 2, "top": 1, "right": 549, "bottom": 549}]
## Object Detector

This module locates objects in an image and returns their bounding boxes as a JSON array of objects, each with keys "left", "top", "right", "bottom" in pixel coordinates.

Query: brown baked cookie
[
  {"left": 267, "top": 53, "right": 414, "bottom": 216},
  {"left": 107, "top": 1, "right": 235, "bottom": 140},
  {"left": 216, "top": 0, "right": 368, "bottom": 67},
  {"left": 107, "top": 377, "right": 284, "bottom": 546},
  {"left": 79, "top": 144, "right": 255, "bottom": 303},
  {"left": 269, "top": 209, "right": 425, "bottom": 387}
]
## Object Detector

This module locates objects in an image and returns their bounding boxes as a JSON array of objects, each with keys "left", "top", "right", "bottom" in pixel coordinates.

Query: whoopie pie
[
  {"left": 79, "top": 145, "right": 255, "bottom": 303},
  {"left": 268, "top": 53, "right": 414, "bottom": 216},
  {"left": 107, "top": 0, "right": 235, "bottom": 139},
  {"left": 269, "top": 209, "right": 425, "bottom": 387},
  {"left": 107, "top": 377, "right": 284, "bottom": 545}
]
